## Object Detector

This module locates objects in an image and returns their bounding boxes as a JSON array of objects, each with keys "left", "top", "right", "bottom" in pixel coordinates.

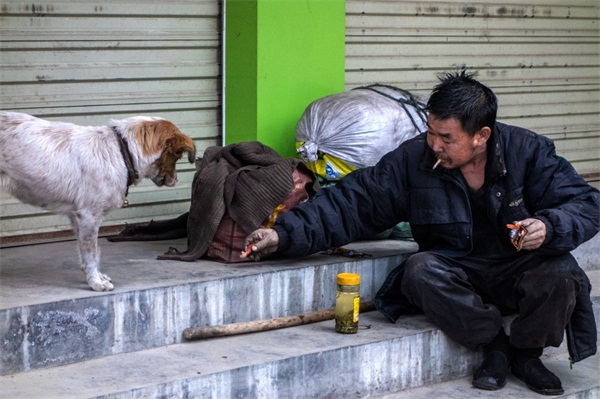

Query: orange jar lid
[{"left": 337, "top": 273, "right": 360, "bottom": 285}]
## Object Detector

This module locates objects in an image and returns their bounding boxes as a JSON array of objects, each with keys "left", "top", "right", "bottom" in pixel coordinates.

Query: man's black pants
[{"left": 400, "top": 251, "right": 585, "bottom": 351}]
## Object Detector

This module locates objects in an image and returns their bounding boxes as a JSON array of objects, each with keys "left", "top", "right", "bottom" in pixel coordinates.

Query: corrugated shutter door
[
  {"left": 346, "top": 0, "right": 600, "bottom": 188},
  {"left": 0, "top": 1, "right": 222, "bottom": 241}
]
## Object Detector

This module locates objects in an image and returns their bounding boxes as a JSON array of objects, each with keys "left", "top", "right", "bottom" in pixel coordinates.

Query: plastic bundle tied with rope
[{"left": 296, "top": 84, "right": 428, "bottom": 182}]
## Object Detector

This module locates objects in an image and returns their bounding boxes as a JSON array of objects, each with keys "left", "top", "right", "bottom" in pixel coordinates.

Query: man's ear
[{"left": 475, "top": 126, "right": 491, "bottom": 145}]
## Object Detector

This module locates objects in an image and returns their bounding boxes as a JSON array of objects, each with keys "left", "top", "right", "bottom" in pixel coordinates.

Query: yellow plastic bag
[{"left": 296, "top": 141, "right": 356, "bottom": 181}]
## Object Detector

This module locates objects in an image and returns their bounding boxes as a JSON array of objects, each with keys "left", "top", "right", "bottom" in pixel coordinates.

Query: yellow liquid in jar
[{"left": 335, "top": 290, "right": 359, "bottom": 333}]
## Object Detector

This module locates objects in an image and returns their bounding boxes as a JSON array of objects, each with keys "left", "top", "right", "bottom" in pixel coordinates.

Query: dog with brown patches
[{"left": 0, "top": 111, "right": 196, "bottom": 291}]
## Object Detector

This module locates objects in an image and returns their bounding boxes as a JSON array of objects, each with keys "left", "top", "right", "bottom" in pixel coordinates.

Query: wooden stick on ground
[{"left": 183, "top": 300, "right": 375, "bottom": 341}]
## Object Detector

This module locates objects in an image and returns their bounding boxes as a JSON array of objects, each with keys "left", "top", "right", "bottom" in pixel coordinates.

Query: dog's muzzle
[{"left": 152, "top": 176, "right": 178, "bottom": 187}]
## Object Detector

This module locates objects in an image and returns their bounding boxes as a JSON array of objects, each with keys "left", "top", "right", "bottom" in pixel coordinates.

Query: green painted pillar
[{"left": 224, "top": 0, "right": 346, "bottom": 158}]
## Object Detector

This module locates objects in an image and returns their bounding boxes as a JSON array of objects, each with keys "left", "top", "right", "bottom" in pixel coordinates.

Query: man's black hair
[{"left": 427, "top": 69, "right": 498, "bottom": 136}]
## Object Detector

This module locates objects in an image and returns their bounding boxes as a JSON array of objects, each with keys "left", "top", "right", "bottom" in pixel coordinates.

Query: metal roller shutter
[
  {"left": 346, "top": 0, "right": 599, "bottom": 188},
  {"left": 0, "top": 0, "right": 222, "bottom": 242}
]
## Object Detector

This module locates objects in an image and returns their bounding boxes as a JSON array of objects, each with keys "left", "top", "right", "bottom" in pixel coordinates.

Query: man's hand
[
  {"left": 517, "top": 218, "right": 547, "bottom": 250},
  {"left": 241, "top": 228, "right": 280, "bottom": 261}
]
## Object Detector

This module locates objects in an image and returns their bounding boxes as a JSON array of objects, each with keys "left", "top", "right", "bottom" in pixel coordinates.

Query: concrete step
[
  {"left": 0, "top": 311, "right": 481, "bottom": 398},
  {"left": 2, "top": 274, "right": 598, "bottom": 399},
  {"left": 378, "top": 348, "right": 600, "bottom": 398},
  {"left": 1, "top": 234, "right": 598, "bottom": 398},
  {"left": 0, "top": 237, "right": 418, "bottom": 375}
]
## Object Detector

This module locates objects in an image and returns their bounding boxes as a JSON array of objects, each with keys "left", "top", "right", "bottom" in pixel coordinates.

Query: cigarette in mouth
[{"left": 432, "top": 159, "right": 442, "bottom": 170}]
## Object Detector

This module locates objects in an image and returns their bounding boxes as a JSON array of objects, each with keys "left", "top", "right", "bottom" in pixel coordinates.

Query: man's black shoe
[
  {"left": 511, "top": 349, "right": 564, "bottom": 395},
  {"left": 472, "top": 351, "right": 510, "bottom": 390},
  {"left": 472, "top": 330, "right": 512, "bottom": 391}
]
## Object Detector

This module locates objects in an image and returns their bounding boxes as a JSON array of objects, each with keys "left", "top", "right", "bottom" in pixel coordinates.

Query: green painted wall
[{"left": 225, "top": 0, "right": 345, "bottom": 158}]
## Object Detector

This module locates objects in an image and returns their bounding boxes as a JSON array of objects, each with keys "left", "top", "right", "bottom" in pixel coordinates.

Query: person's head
[
  {"left": 426, "top": 70, "right": 497, "bottom": 169},
  {"left": 427, "top": 69, "right": 497, "bottom": 135}
]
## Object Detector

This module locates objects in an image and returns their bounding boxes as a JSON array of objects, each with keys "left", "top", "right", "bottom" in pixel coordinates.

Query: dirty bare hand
[
  {"left": 241, "top": 228, "right": 280, "bottom": 261},
  {"left": 517, "top": 218, "right": 547, "bottom": 250}
]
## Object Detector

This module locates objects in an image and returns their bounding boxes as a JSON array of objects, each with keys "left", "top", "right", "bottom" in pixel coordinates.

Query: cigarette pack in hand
[{"left": 507, "top": 222, "right": 528, "bottom": 251}]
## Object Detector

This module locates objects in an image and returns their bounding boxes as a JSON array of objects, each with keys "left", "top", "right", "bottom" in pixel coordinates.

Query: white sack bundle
[{"left": 296, "top": 85, "right": 428, "bottom": 169}]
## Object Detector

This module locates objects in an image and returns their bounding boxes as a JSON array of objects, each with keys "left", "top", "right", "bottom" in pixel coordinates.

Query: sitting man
[{"left": 242, "top": 70, "right": 599, "bottom": 395}]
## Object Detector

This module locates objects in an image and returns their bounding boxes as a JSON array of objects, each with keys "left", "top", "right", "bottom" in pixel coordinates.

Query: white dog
[{"left": 0, "top": 111, "right": 196, "bottom": 291}]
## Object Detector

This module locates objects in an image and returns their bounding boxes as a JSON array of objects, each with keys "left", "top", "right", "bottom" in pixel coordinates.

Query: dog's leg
[{"left": 70, "top": 211, "right": 114, "bottom": 291}]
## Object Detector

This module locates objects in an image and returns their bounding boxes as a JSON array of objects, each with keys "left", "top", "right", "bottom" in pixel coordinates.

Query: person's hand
[
  {"left": 517, "top": 218, "right": 547, "bottom": 250},
  {"left": 241, "top": 228, "right": 280, "bottom": 261}
]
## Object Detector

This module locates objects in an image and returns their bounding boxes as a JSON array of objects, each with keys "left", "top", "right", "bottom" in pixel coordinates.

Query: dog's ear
[
  {"left": 183, "top": 138, "right": 196, "bottom": 163},
  {"left": 168, "top": 127, "right": 196, "bottom": 163},
  {"left": 165, "top": 129, "right": 196, "bottom": 163}
]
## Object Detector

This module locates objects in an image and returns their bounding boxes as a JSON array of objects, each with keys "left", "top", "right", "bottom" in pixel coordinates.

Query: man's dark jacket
[{"left": 273, "top": 122, "right": 600, "bottom": 363}]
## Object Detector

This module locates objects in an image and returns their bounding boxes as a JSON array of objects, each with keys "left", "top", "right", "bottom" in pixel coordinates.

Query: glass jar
[{"left": 335, "top": 273, "right": 360, "bottom": 334}]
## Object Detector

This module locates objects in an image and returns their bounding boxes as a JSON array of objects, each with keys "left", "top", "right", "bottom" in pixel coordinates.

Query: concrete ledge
[
  {"left": 0, "top": 312, "right": 480, "bottom": 399},
  {"left": 4, "top": 301, "right": 597, "bottom": 399},
  {"left": 0, "top": 238, "right": 418, "bottom": 375},
  {"left": 1, "top": 232, "right": 597, "bottom": 382}
]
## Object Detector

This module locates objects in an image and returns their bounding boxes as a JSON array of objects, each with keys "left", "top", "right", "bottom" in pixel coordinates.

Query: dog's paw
[{"left": 89, "top": 274, "right": 114, "bottom": 291}]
